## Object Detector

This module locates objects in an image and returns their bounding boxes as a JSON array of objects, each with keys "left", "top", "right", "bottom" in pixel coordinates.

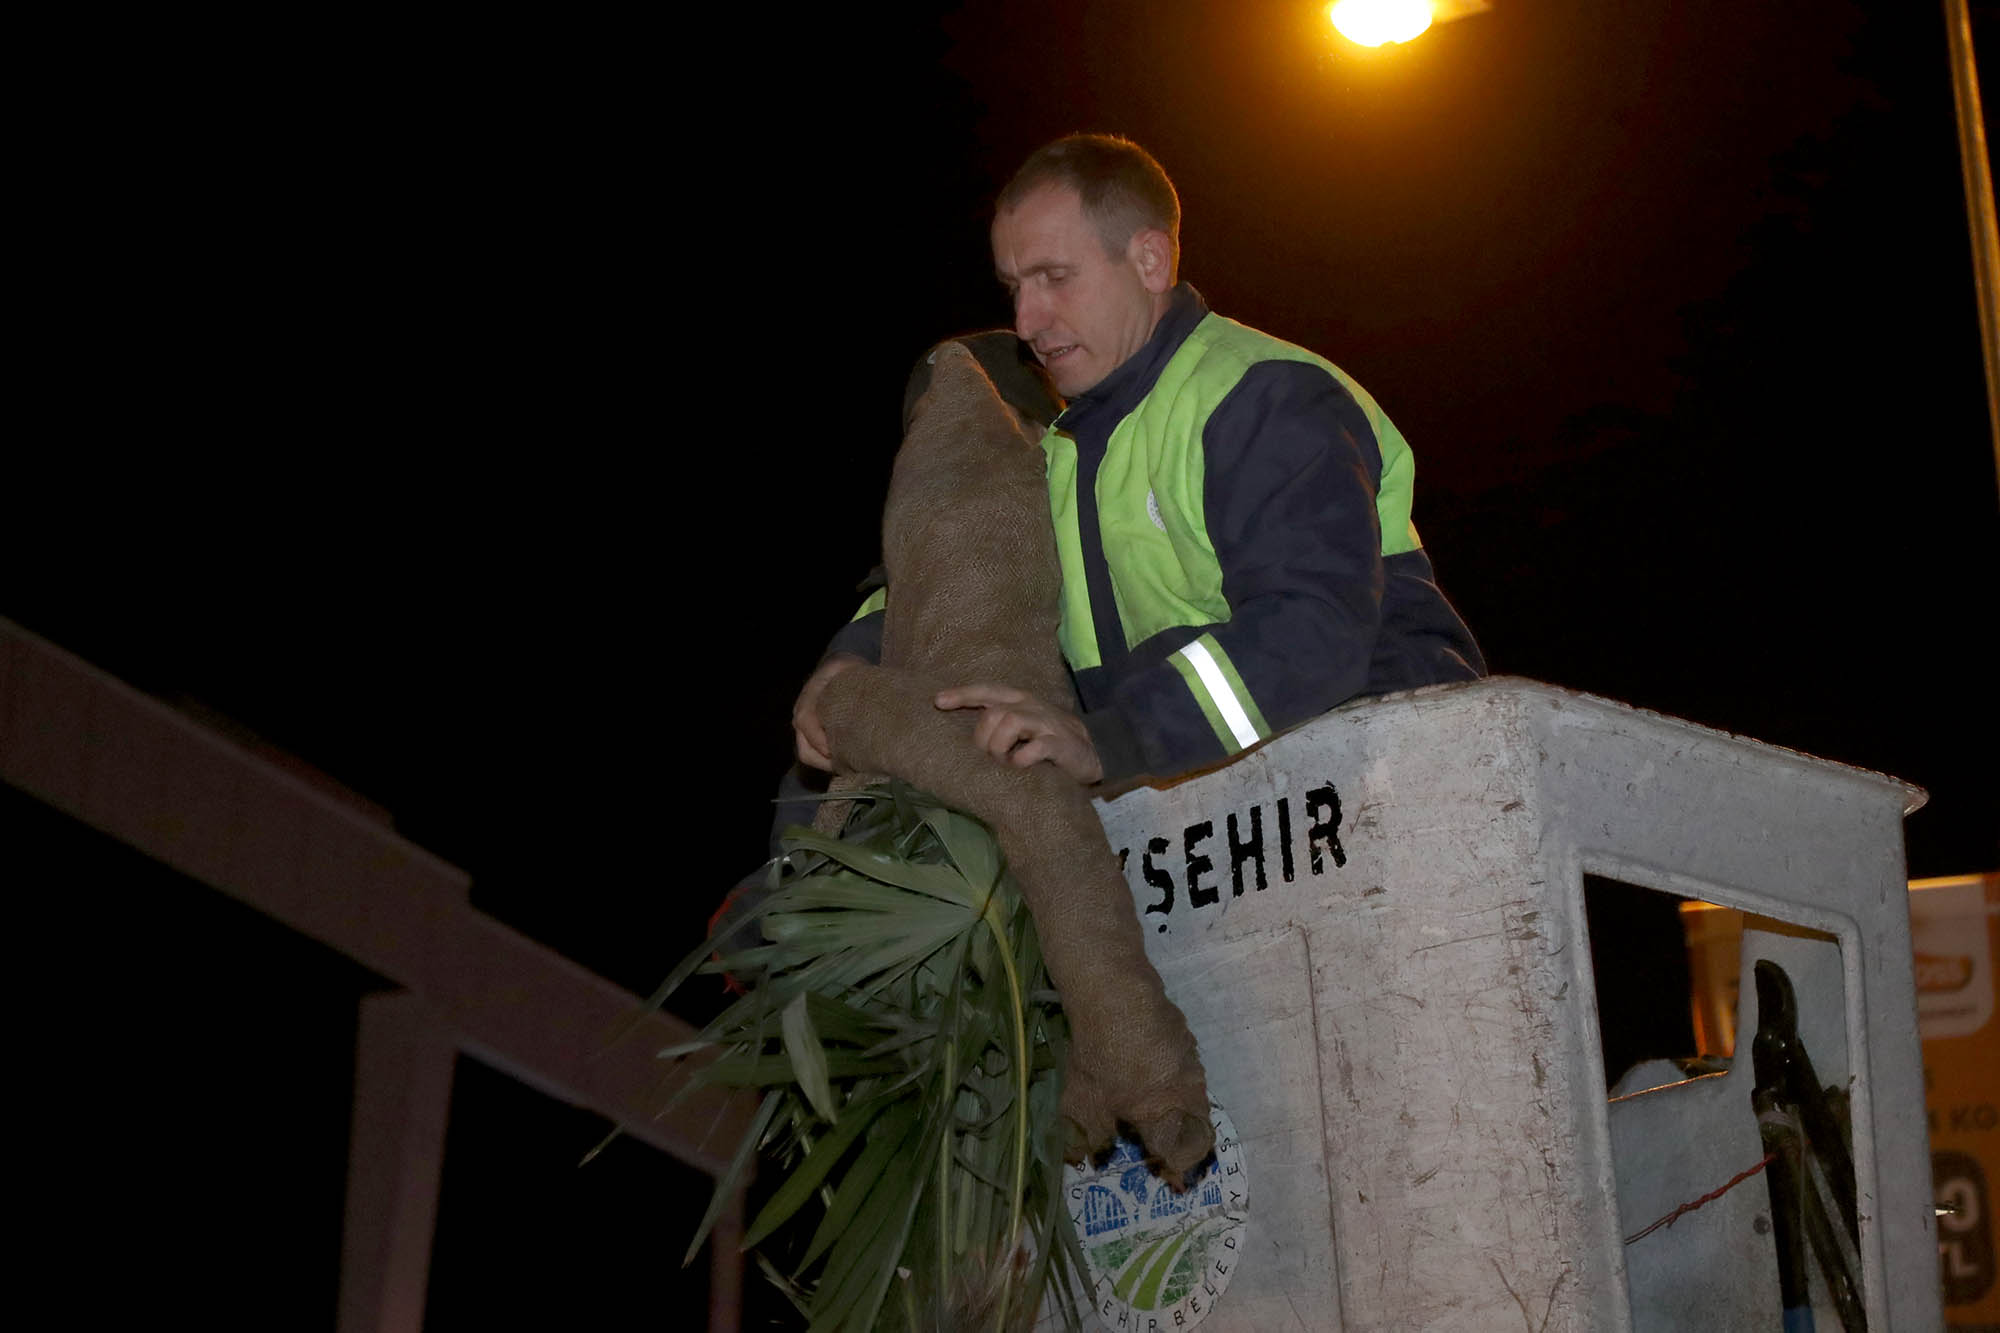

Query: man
[{"left": 795, "top": 133, "right": 1483, "bottom": 791}]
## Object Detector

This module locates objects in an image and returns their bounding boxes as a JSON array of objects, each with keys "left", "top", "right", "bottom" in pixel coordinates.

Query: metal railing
[{"left": 0, "top": 618, "right": 753, "bottom": 1332}]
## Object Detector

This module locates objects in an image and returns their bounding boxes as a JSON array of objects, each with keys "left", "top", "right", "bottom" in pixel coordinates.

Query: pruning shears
[{"left": 1750, "top": 958, "right": 1867, "bottom": 1332}]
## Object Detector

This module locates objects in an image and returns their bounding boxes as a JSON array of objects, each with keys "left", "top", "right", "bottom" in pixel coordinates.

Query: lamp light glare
[{"left": 1330, "top": 0, "right": 1434, "bottom": 47}]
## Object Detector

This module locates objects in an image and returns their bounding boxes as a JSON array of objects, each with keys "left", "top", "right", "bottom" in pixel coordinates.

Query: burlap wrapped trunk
[{"left": 816, "top": 338, "right": 1212, "bottom": 1181}]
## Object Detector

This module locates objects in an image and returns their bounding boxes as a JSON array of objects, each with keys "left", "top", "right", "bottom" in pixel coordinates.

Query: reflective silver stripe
[{"left": 1174, "top": 639, "right": 1260, "bottom": 749}]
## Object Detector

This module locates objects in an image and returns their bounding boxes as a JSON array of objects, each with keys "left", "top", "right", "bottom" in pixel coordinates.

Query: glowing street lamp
[{"left": 1329, "top": 0, "right": 1490, "bottom": 49}]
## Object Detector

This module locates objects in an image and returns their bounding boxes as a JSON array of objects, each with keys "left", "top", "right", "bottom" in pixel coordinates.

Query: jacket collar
[{"left": 1055, "top": 283, "right": 1208, "bottom": 434}]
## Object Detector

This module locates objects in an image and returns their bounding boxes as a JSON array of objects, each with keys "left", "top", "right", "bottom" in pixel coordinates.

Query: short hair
[{"left": 998, "top": 134, "right": 1181, "bottom": 274}]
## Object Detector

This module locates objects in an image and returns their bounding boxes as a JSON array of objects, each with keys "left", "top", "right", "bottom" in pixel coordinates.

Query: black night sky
[{"left": 8, "top": 1, "right": 1997, "bottom": 1326}]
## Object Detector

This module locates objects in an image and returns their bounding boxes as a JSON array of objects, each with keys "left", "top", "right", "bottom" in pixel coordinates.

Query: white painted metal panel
[{"left": 1059, "top": 676, "right": 1935, "bottom": 1332}]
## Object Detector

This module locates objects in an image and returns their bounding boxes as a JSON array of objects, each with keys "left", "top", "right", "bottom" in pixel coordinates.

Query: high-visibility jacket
[{"left": 831, "top": 285, "right": 1483, "bottom": 782}]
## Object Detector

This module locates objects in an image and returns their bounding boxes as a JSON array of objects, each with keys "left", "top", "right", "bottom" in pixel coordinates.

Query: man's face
[{"left": 992, "top": 185, "right": 1168, "bottom": 398}]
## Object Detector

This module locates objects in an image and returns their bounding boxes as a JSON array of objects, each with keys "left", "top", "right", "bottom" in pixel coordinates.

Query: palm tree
[{"left": 658, "top": 782, "right": 1086, "bottom": 1332}]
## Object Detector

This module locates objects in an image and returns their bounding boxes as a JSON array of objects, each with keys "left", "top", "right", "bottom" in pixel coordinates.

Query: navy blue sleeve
[
  {"left": 822, "top": 608, "right": 883, "bottom": 666},
  {"left": 820, "top": 563, "right": 887, "bottom": 666}
]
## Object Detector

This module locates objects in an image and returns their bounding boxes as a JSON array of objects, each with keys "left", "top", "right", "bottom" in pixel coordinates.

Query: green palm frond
[{"left": 663, "top": 781, "right": 1085, "bottom": 1333}]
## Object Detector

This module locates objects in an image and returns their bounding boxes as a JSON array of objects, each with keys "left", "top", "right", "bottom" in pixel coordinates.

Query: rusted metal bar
[
  {"left": 0, "top": 618, "right": 752, "bottom": 1327},
  {"left": 338, "top": 991, "right": 457, "bottom": 1333}
]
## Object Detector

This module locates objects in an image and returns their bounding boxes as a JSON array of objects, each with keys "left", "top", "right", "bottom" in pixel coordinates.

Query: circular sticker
[{"left": 1063, "top": 1101, "right": 1248, "bottom": 1331}]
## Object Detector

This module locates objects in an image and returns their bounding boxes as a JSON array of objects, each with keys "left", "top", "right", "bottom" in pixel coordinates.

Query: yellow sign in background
[{"left": 1913, "top": 873, "right": 1999, "bottom": 1326}]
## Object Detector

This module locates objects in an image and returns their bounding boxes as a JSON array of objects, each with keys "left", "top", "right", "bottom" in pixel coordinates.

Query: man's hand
[
  {"left": 934, "top": 683, "right": 1103, "bottom": 784},
  {"left": 793, "top": 653, "right": 866, "bottom": 771}
]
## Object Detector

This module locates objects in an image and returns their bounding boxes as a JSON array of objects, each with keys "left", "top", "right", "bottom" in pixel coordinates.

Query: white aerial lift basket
[{"left": 1052, "top": 676, "right": 1937, "bottom": 1332}]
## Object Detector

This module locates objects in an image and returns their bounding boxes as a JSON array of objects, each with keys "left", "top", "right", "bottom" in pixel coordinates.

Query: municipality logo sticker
[{"left": 1064, "top": 1100, "right": 1247, "bottom": 1331}]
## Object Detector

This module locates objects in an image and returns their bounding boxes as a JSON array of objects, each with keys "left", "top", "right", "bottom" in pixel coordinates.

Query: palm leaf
[
  {"left": 779, "top": 825, "right": 982, "bottom": 906},
  {"left": 783, "top": 993, "right": 840, "bottom": 1122},
  {"left": 741, "top": 1088, "right": 896, "bottom": 1249},
  {"left": 919, "top": 804, "right": 1002, "bottom": 897},
  {"left": 798, "top": 1096, "right": 923, "bottom": 1270},
  {"left": 682, "top": 1088, "right": 782, "bottom": 1265},
  {"left": 653, "top": 780, "right": 1082, "bottom": 1332}
]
